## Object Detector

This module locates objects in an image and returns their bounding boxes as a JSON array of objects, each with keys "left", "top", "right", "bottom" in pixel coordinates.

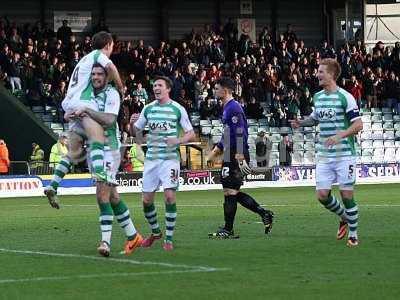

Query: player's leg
[
  {"left": 96, "top": 182, "right": 113, "bottom": 257},
  {"left": 44, "top": 131, "right": 85, "bottom": 209},
  {"left": 209, "top": 161, "right": 240, "bottom": 239},
  {"left": 141, "top": 160, "right": 162, "bottom": 247},
  {"left": 316, "top": 162, "right": 348, "bottom": 239},
  {"left": 337, "top": 159, "right": 359, "bottom": 247},
  {"left": 236, "top": 190, "right": 274, "bottom": 234},
  {"left": 110, "top": 188, "right": 142, "bottom": 255},
  {"left": 105, "top": 150, "right": 142, "bottom": 254},
  {"left": 81, "top": 116, "right": 107, "bottom": 181},
  {"left": 159, "top": 159, "right": 180, "bottom": 250}
]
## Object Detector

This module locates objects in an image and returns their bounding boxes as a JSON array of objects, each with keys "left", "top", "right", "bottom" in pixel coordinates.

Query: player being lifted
[
  {"left": 207, "top": 77, "right": 274, "bottom": 238},
  {"left": 62, "top": 31, "right": 123, "bottom": 182},
  {"left": 130, "top": 76, "right": 195, "bottom": 251},
  {"left": 46, "top": 64, "right": 142, "bottom": 256},
  {"left": 290, "top": 58, "right": 363, "bottom": 247}
]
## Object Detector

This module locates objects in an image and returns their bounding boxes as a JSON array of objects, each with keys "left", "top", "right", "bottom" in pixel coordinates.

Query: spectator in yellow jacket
[
  {"left": 49, "top": 133, "right": 68, "bottom": 168},
  {"left": 30, "top": 142, "right": 45, "bottom": 170},
  {"left": 129, "top": 143, "right": 144, "bottom": 171}
]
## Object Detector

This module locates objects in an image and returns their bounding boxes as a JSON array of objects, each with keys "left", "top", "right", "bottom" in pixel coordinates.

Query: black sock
[
  {"left": 236, "top": 192, "right": 265, "bottom": 216},
  {"left": 223, "top": 195, "right": 237, "bottom": 231}
]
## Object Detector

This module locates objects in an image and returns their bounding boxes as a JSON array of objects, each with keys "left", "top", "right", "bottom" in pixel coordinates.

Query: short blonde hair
[{"left": 320, "top": 58, "right": 341, "bottom": 80}]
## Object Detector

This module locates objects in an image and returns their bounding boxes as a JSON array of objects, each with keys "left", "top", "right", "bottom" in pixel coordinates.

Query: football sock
[
  {"left": 236, "top": 192, "right": 266, "bottom": 216},
  {"left": 111, "top": 200, "right": 137, "bottom": 241},
  {"left": 98, "top": 202, "right": 113, "bottom": 245},
  {"left": 143, "top": 203, "right": 161, "bottom": 235},
  {"left": 165, "top": 203, "right": 177, "bottom": 243},
  {"left": 342, "top": 197, "right": 358, "bottom": 239},
  {"left": 223, "top": 195, "right": 237, "bottom": 232},
  {"left": 90, "top": 141, "right": 105, "bottom": 174},
  {"left": 319, "top": 193, "right": 347, "bottom": 221},
  {"left": 50, "top": 156, "right": 71, "bottom": 191}
]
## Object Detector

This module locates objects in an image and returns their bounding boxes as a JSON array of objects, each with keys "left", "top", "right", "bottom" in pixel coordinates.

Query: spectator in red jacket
[{"left": 346, "top": 75, "right": 363, "bottom": 107}]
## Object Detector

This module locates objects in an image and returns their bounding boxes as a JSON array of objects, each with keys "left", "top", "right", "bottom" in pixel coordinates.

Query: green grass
[{"left": 0, "top": 184, "right": 399, "bottom": 300}]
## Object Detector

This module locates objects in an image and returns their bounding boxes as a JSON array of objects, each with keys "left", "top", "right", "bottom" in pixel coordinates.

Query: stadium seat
[
  {"left": 395, "top": 141, "right": 400, "bottom": 147},
  {"left": 384, "top": 140, "right": 395, "bottom": 148},
  {"left": 304, "top": 142, "right": 315, "bottom": 150},
  {"left": 382, "top": 107, "right": 392, "bottom": 114},
  {"left": 373, "top": 140, "right": 384, "bottom": 148},
  {"left": 384, "top": 148, "right": 396, "bottom": 163},
  {"left": 383, "top": 114, "right": 393, "bottom": 122},
  {"left": 211, "top": 134, "right": 221, "bottom": 144},
  {"left": 384, "top": 131, "right": 395, "bottom": 140},
  {"left": 293, "top": 143, "right": 304, "bottom": 151},
  {"left": 371, "top": 108, "right": 382, "bottom": 115},
  {"left": 303, "top": 127, "right": 314, "bottom": 133},
  {"left": 201, "top": 125, "right": 212, "bottom": 136},
  {"left": 361, "top": 115, "right": 371, "bottom": 122},
  {"left": 248, "top": 125, "right": 258, "bottom": 134},
  {"left": 360, "top": 107, "right": 371, "bottom": 115},
  {"left": 371, "top": 122, "right": 383, "bottom": 130},
  {"left": 372, "top": 130, "right": 384, "bottom": 140},
  {"left": 211, "top": 127, "right": 223, "bottom": 135},
  {"left": 271, "top": 134, "right": 281, "bottom": 142},
  {"left": 395, "top": 131, "right": 400, "bottom": 140},
  {"left": 292, "top": 132, "right": 304, "bottom": 142},
  {"left": 247, "top": 119, "right": 257, "bottom": 125},
  {"left": 363, "top": 122, "right": 372, "bottom": 130},
  {"left": 303, "top": 152, "right": 315, "bottom": 164},
  {"left": 292, "top": 152, "right": 303, "bottom": 165},
  {"left": 362, "top": 148, "right": 373, "bottom": 156},
  {"left": 361, "top": 140, "right": 373, "bottom": 148},
  {"left": 371, "top": 115, "right": 382, "bottom": 122},
  {"left": 271, "top": 142, "right": 279, "bottom": 151},
  {"left": 270, "top": 127, "right": 280, "bottom": 134},
  {"left": 383, "top": 121, "right": 394, "bottom": 130},
  {"left": 200, "top": 119, "right": 211, "bottom": 126},
  {"left": 360, "top": 131, "right": 372, "bottom": 141},
  {"left": 394, "top": 123, "right": 400, "bottom": 131},
  {"left": 396, "top": 149, "right": 400, "bottom": 161},
  {"left": 280, "top": 127, "right": 291, "bottom": 135},
  {"left": 361, "top": 156, "right": 373, "bottom": 164},
  {"left": 270, "top": 151, "right": 279, "bottom": 160},
  {"left": 258, "top": 118, "right": 268, "bottom": 125},
  {"left": 393, "top": 115, "right": 400, "bottom": 122},
  {"left": 211, "top": 119, "right": 222, "bottom": 126},
  {"left": 304, "top": 132, "right": 315, "bottom": 141}
]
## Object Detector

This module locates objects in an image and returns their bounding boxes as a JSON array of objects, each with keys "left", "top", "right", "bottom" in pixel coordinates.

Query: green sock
[
  {"left": 111, "top": 200, "right": 137, "bottom": 241},
  {"left": 50, "top": 156, "right": 71, "bottom": 191},
  {"left": 90, "top": 141, "right": 104, "bottom": 174},
  {"left": 319, "top": 194, "right": 346, "bottom": 221},
  {"left": 98, "top": 202, "right": 113, "bottom": 245},
  {"left": 143, "top": 203, "right": 161, "bottom": 235},
  {"left": 343, "top": 197, "right": 358, "bottom": 238},
  {"left": 165, "top": 203, "right": 177, "bottom": 242}
]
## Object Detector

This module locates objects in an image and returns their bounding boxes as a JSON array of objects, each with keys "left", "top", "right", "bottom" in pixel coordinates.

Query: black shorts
[{"left": 220, "top": 160, "right": 244, "bottom": 190}]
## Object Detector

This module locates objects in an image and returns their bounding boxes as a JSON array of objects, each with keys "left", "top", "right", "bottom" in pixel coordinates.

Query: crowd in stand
[{"left": 1, "top": 16, "right": 400, "bottom": 137}]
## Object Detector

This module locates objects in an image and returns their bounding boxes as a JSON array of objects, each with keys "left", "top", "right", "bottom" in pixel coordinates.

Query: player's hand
[
  {"left": 207, "top": 147, "right": 222, "bottom": 162},
  {"left": 237, "top": 159, "right": 252, "bottom": 175},
  {"left": 166, "top": 137, "right": 181, "bottom": 146},
  {"left": 289, "top": 119, "right": 300, "bottom": 128},
  {"left": 73, "top": 107, "right": 87, "bottom": 118},
  {"left": 325, "top": 134, "right": 341, "bottom": 146}
]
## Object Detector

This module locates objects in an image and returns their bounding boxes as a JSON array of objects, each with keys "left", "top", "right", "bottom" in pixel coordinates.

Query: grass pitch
[{"left": 0, "top": 184, "right": 399, "bottom": 300}]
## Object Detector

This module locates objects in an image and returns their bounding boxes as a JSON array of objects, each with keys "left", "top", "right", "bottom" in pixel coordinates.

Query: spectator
[
  {"left": 299, "top": 88, "right": 313, "bottom": 117},
  {"left": 129, "top": 143, "right": 145, "bottom": 172},
  {"left": 49, "top": 133, "right": 68, "bottom": 168},
  {"left": 131, "top": 82, "right": 148, "bottom": 104},
  {"left": 346, "top": 75, "right": 363, "bottom": 108},
  {"left": 278, "top": 135, "right": 293, "bottom": 166},
  {"left": 364, "top": 72, "right": 379, "bottom": 109},
  {"left": 246, "top": 97, "right": 264, "bottom": 119},
  {"left": 199, "top": 97, "right": 215, "bottom": 120},
  {"left": 57, "top": 20, "right": 72, "bottom": 46},
  {"left": 255, "top": 131, "right": 272, "bottom": 167},
  {"left": 0, "top": 139, "right": 10, "bottom": 175},
  {"left": 8, "top": 52, "right": 23, "bottom": 92},
  {"left": 29, "top": 142, "right": 44, "bottom": 171},
  {"left": 383, "top": 71, "right": 400, "bottom": 113}
]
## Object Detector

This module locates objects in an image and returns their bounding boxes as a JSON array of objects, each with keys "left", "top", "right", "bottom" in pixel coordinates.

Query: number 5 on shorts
[{"left": 348, "top": 164, "right": 355, "bottom": 179}]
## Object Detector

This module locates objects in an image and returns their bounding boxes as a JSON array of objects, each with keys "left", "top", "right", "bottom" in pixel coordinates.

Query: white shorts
[
  {"left": 88, "top": 150, "right": 121, "bottom": 185},
  {"left": 316, "top": 158, "right": 356, "bottom": 191},
  {"left": 62, "top": 97, "right": 98, "bottom": 113},
  {"left": 142, "top": 159, "right": 180, "bottom": 192}
]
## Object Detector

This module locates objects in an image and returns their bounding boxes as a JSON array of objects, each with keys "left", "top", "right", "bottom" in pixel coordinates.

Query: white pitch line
[
  {"left": 23, "top": 204, "right": 400, "bottom": 208},
  {"left": 0, "top": 248, "right": 228, "bottom": 272},
  {"left": 0, "top": 269, "right": 224, "bottom": 284}
]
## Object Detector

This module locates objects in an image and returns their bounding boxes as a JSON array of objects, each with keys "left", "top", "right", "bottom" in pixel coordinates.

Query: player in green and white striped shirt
[
  {"left": 290, "top": 58, "right": 363, "bottom": 247},
  {"left": 130, "top": 76, "right": 195, "bottom": 251},
  {"left": 46, "top": 64, "right": 142, "bottom": 256},
  {"left": 62, "top": 31, "right": 124, "bottom": 182}
]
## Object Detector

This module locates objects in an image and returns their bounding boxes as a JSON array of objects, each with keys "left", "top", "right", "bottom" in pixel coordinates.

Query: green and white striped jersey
[
  {"left": 135, "top": 100, "right": 193, "bottom": 161},
  {"left": 92, "top": 85, "right": 121, "bottom": 151},
  {"left": 66, "top": 49, "right": 111, "bottom": 102},
  {"left": 310, "top": 87, "right": 361, "bottom": 162}
]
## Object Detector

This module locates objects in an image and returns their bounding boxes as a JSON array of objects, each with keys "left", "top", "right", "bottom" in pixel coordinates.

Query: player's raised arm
[{"left": 105, "top": 62, "right": 124, "bottom": 94}]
